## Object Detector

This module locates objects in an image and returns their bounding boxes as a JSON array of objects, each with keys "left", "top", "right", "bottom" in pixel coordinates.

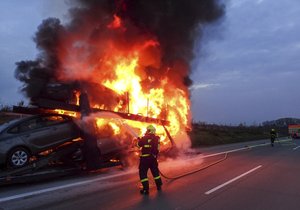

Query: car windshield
[{"left": 0, "top": 118, "right": 23, "bottom": 133}]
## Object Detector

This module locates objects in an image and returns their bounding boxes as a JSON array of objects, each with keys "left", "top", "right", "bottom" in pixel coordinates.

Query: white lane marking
[
  {"left": 0, "top": 170, "right": 136, "bottom": 203},
  {"left": 202, "top": 148, "right": 248, "bottom": 158},
  {"left": 171, "top": 143, "right": 269, "bottom": 166},
  {"left": 205, "top": 165, "right": 262, "bottom": 195},
  {"left": 293, "top": 146, "right": 300, "bottom": 150},
  {"left": 202, "top": 139, "right": 291, "bottom": 159},
  {"left": 202, "top": 143, "right": 268, "bottom": 159}
]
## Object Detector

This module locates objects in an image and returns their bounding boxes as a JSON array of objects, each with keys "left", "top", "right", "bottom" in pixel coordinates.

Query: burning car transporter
[
  {"left": 4, "top": 0, "right": 225, "bottom": 185},
  {"left": 0, "top": 93, "right": 178, "bottom": 185}
]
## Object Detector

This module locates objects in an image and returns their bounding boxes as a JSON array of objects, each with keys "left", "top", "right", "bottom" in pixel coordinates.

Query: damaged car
[
  {"left": 0, "top": 114, "right": 81, "bottom": 168},
  {"left": 0, "top": 113, "right": 133, "bottom": 169}
]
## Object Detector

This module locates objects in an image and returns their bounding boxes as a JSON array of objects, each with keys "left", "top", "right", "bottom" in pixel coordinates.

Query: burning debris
[{"left": 14, "top": 0, "right": 224, "bottom": 149}]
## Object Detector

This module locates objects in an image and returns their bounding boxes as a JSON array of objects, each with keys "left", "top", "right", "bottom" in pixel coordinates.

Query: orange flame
[
  {"left": 56, "top": 15, "right": 191, "bottom": 148},
  {"left": 99, "top": 49, "right": 190, "bottom": 145},
  {"left": 96, "top": 118, "right": 121, "bottom": 135},
  {"left": 54, "top": 109, "right": 77, "bottom": 117},
  {"left": 107, "top": 14, "right": 122, "bottom": 29}
]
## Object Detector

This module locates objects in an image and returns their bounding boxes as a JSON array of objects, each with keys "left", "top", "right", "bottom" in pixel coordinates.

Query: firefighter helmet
[{"left": 147, "top": 125, "right": 156, "bottom": 134}]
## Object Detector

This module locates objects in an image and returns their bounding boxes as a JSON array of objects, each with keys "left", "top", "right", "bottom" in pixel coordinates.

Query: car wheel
[{"left": 7, "top": 147, "right": 30, "bottom": 168}]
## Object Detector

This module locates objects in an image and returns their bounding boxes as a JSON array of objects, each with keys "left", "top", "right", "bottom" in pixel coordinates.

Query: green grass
[{"left": 189, "top": 123, "right": 287, "bottom": 147}]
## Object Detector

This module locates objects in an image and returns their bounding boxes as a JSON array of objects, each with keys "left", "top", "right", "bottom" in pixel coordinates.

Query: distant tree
[
  {"left": 17, "top": 100, "right": 24, "bottom": 107},
  {"left": 0, "top": 105, "right": 12, "bottom": 112}
]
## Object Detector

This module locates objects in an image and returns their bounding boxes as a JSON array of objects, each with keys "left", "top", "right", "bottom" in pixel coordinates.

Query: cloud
[
  {"left": 228, "top": 0, "right": 249, "bottom": 9},
  {"left": 256, "top": 0, "right": 264, "bottom": 5},
  {"left": 190, "top": 83, "right": 220, "bottom": 91},
  {"left": 294, "top": 42, "right": 300, "bottom": 49}
]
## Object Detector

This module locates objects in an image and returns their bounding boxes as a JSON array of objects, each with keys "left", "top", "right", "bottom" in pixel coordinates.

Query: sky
[
  {"left": 0, "top": 0, "right": 67, "bottom": 104},
  {"left": 0, "top": 0, "right": 300, "bottom": 125}
]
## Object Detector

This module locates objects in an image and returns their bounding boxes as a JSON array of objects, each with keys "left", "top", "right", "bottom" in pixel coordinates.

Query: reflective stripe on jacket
[{"left": 137, "top": 133, "right": 160, "bottom": 157}]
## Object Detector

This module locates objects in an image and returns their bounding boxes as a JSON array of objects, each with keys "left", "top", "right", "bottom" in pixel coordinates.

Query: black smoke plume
[{"left": 15, "top": 0, "right": 224, "bottom": 104}]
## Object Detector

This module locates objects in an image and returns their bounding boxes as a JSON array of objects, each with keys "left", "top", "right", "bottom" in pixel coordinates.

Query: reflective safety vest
[
  {"left": 270, "top": 130, "right": 277, "bottom": 138},
  {"left": 137, "top": 133, "right": 160, "bottom": 157}
]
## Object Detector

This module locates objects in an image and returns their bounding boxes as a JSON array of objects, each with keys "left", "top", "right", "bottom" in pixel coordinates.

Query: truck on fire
[{"left": 288, "top": 124, "right": 300, "bottom": 138}]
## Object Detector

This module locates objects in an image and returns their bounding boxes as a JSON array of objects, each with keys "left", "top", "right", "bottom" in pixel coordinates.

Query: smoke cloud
[{"left": 15, "top": 0, "right": 224, "bottom": 103}]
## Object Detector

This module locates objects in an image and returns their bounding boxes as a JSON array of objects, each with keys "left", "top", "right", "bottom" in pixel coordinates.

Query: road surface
[{"left": 1, "top": 138, "right": 300, "bottom": 210}]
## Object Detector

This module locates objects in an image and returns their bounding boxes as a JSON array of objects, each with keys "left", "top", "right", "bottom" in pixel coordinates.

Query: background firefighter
[
  {"left": 270, "top": 128, "right": 277, "bottom": 147},
  {"left": 136, "top": 125, "right": 162, "bottom": 195}
]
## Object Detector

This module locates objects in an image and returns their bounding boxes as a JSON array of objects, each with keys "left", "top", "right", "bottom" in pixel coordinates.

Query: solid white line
[
  {"left": 202, "top": 148, "right": 248, "bottom": 158},
  {"left": 205, "top": 165, "right": 262, "bottom": 195},
  {"left": 293, "top": 146, "right": 300, "bottom": 150},
  {"left": 202, "top": 143, "right": 270, "bottom": 159},
  {"left": 0, "top": 170, "right": 135, "bottom": 203}
]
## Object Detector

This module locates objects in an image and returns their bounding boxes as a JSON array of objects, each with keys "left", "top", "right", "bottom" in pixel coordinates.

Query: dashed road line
[
  {"left": 293, "top": 145, "right": 300, "bottom": 150},
  {"left": 205, "top": 165, "right": 262, "bottom": 195}
]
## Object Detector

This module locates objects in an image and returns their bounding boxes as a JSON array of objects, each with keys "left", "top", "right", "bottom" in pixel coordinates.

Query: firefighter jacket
[
  {"left": 270, "top": 130, "right": 277, "bottom": 138},
  {"left": 137, "top": 133, "right": 160, "bottom": 158}
]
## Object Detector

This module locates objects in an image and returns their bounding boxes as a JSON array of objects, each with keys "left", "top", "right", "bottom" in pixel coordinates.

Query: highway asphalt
[{"left": 0, "top": 138, "right": 300, "bottom": 210}]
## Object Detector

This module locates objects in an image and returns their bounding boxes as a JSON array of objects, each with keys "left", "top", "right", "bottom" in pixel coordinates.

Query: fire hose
[
  {"left": 158, "top": 152, "right": 228, "bottom": 180},
  {"left": 119, "top": 120, "right": 229, "bottom": 180},
  {"left": 136, "top": 154, "right": 228, "bottom": 189}
]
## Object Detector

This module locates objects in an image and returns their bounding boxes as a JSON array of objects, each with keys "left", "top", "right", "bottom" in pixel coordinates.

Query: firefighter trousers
[
  {"left": 139, "top": 156, "right": 162, "bottom": 191},
  {"left": 271, "top": 137, "right": 275, "bottom": 146}
]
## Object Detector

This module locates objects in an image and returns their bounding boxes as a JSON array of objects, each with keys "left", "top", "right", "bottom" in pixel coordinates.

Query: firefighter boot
[
  {"left": 140, "top": 181, "right": 149, "bottom": 195},
  {"left": 155, "top": 178, "right": 163, "bottom": 191},
  {"left": 140, "top": 189, "right": 149, "bottom": 195}
]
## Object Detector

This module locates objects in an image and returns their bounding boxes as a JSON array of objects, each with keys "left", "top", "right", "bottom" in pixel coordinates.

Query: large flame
[{"left": 55, "top": 14, "right": 191, "bottom": 148}]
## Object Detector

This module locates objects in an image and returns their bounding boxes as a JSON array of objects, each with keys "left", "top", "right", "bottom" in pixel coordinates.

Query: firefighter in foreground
[
  {"left": 270, "top": 128, "right": 277, "bottom": 147},
  {"left": 136, "top": 125, "right": 162, "bottom": 195}
]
